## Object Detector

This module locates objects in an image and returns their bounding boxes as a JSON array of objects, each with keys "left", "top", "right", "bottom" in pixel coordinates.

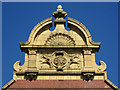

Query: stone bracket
[
  {"left": 28, "top": 49, "right": 37, "bottom": 55},
  {"left": 83, "top": 49, "right": 92, "bottom": 55},
  {"left": 24, "top": 72, "right": 38, "bottom": 81},
  {"left": 81, "top": 72, "right": 95, "bottom": 81}
]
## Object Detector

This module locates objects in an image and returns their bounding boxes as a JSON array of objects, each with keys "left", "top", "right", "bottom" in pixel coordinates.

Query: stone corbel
[
  {"left": 28, "top": 49, "right": 37, "bottom": 55},
  {"left": 81, "top": 72, "right": 94, "bottom": 81},
  {"left": 24, "top": 72, "right": 38, "bottom": 81},
  {"left": 83, "top": 49, "right": 92, "bottom": 55},
  {"left": 97, "top": 61, "right": 107, "bottom": 72}
]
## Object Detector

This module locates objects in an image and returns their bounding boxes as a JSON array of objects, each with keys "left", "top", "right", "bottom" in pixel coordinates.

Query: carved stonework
[
  {"left": 81, "top": 72, "right": 95, "bottom": 81},
  {"left": 53, "top": 56, "right": 67, "bottom": 67},
  {"left": 3, "top": 5, "right": 118, "bottom": 90},
  {"left": 28, "top": 49, "right": 37, "bottom": 55},
  {"left": 97, "top": 61, "right": 107, "bottom": 72},
  {"left": 24, "top": 72, "right": 38, "bottom": 81},
  {"left": 53, "top": 5, "right": 67, "bottom": 19},
  {"left": 45, "top": 33, "right": 75, "bottom": 45},
  {"left": 14, "top": 61, "right": 22, "bottom": 72},
  {"left": 70, "top": 56, "right": 82, "bottom": 69},
  {"left": 13, "top": 5, "right": 108, "bottom": 82},
  {"left": 53, "top": 5, "right": 67, "bottom": 23},
  {"left": 83, "top": 49, "right": 92, "bottom": 55},
  {"left": 38, "top": 51, "right": 82, "bottom": 71},
  {"left": 39, "top": 56, "right": 51, "bottom": 69}
]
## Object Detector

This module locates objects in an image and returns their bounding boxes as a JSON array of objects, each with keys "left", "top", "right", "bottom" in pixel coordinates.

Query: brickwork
[{"left": 8, "top": 80, "right": 111, "bottom": 89}]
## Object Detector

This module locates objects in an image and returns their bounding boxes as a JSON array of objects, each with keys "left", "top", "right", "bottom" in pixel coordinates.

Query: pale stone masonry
[
  {"left": 2, "top": 5, "right": 118, "bottom": 90},
  {"left": 13, "top": 5, "right": 106, "bottom": 81}
]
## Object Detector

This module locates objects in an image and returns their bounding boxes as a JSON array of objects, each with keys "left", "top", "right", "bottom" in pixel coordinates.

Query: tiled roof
[{"left": 7, "top": 80, "right": 111, "bottom": 89}]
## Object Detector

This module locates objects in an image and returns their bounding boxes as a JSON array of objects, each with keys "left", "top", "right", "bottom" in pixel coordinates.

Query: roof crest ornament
[
  {"left": 57, "top": 5, "right": 63, "bottom": 12},
  {"left": 53, "top": 5, "right": 67, "bottom": 25}
]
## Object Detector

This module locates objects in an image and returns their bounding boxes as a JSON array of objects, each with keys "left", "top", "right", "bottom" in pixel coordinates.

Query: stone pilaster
[
  {"left": 83, "top": 49, "right": 93, "bottom": 70},
  {"left": 28, "top": 49, "right": 37, "bottom": 70}
]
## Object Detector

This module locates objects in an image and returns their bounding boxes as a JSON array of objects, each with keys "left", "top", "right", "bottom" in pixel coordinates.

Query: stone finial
[
  {"left": 57, "top": 5, "right": 63, "bottom": 12},
  {"left": 53, "top": 5, "right": 67, "bottom": 19}
]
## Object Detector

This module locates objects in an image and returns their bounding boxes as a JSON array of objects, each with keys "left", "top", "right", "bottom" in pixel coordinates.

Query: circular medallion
[{"left": 53, "top": 56, "right": 67, "bottom": 66}]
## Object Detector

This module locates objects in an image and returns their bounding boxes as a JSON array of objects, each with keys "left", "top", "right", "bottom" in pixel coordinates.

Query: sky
[{"left": 2, "top": 2, "right": 118, "bottom": 88}]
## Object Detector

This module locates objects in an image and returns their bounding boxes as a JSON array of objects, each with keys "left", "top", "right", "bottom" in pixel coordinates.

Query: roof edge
[
  {"left": 2, "top": 80, "right": 15, "bottom": 90},
  {"left": 105, "top": 79, "right": 118, "bottom": 90}
]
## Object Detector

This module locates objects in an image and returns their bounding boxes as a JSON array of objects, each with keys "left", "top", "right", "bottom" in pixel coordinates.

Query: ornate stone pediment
[
  {"left": 13, "top": 5, "right": 107, "bottom": 82},
  {"left": 2, "top": 5, "right": 118, "bottom": 90}
]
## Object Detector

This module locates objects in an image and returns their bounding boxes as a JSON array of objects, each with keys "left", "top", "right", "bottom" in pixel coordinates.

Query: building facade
[{"left": 2, "top": 5, "right": 118, "bottom": 90}]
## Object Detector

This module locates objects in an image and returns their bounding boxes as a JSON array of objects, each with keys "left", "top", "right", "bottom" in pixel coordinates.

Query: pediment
[
  {"left": 20, "top": 17, "right": 100, "bottom": 49},
  {"left": 14, "top": 5, "right": 107, "bottom": 84}
]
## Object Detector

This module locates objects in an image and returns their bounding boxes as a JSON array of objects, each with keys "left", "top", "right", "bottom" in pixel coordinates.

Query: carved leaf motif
[{"left": 39, "top": 56, "right": 51, "bottom": 69}]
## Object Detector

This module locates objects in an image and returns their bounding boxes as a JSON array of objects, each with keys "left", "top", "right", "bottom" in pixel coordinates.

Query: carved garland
[{"left": 45, "top": 33, "right": 75, "bottom": 45}]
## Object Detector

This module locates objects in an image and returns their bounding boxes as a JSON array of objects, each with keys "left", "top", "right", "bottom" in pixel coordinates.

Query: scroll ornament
[
  {"left": 14, "top": 61, "right": 26, "bottom": 72},
  {"left": 97, "top": 61, "right": 107, "bottom": 72}
]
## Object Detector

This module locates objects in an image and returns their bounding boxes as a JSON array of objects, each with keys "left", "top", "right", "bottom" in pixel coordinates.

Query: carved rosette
[{"left": 53, "top": 56, "right": 67, "bottom": 69}]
